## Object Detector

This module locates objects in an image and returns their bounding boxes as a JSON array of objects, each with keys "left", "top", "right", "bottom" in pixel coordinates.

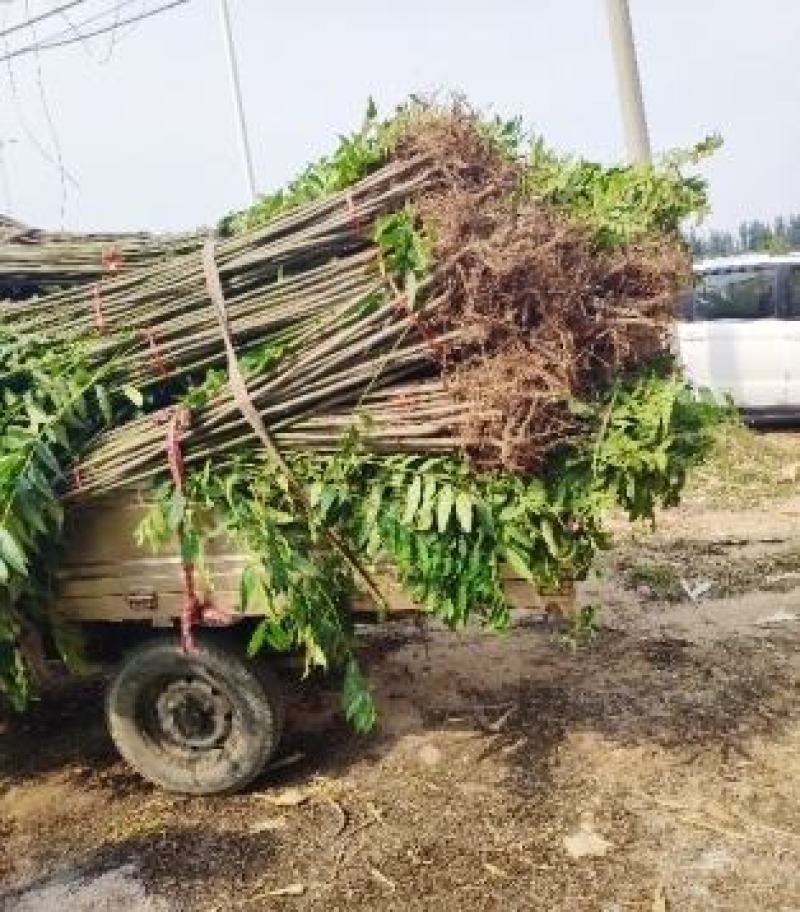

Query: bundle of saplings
[
  {"left": 0, "top": 215, "right": 199, "bottom": 301},
  {"left": 0, "top": 102, "right": 723, "bottom": 726}
]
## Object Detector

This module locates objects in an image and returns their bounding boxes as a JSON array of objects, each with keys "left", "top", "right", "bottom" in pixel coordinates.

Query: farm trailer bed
[{"left": 51, "top": 490, "right": 573, "bottom": 795}]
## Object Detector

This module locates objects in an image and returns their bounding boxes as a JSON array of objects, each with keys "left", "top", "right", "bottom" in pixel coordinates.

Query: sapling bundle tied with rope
[
  {"left": 0, "top": 215, "right": 199, "bottom": 301},
  {"left": 0, "top": 103, "right": 723, "bottom": 725}
]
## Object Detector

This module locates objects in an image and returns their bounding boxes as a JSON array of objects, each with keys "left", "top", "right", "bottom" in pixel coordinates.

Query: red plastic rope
[
  {"left": 101, "top": 246, "right": 123, "bottom": 274},
  {"left": 162, "top": 408, "right": 231, "bottom": 651},
  {"left": 139, "top": 328, "right": 169, "bottom": 378},
  {"left": 164, "top": 409, "right": 198, "bottom": 652},
  {"left": 179, "top": 563, "right": 202, "bottom": 653},
  {"left": 165, "top": 408, "right": 186, "bottom": 493},
  {"left": 344, "top": 189, "right": 361, "bottom": 233}
]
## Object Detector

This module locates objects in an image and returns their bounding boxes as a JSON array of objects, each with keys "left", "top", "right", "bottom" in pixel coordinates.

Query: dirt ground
[{"left": 2, "top": 428, "right": 800, "bottom": 912}]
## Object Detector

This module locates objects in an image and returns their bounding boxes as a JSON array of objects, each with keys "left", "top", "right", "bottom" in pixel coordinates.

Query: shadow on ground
[
  {"left": 239, "top": 620, "right": 800, "bottom": 800},
  {"left": 2, "top": 621, "right": 798, "bottom": 792}
]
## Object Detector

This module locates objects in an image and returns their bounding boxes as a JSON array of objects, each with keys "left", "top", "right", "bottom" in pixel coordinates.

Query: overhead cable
[
  {"left": 0, "top": 0, "right": 190, "bottom": 64},
  {"left": 0, "top": 0, "right": 91, "bottom": 42}
]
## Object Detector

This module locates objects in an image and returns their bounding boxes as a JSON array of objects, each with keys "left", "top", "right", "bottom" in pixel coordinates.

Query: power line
[
  {"left": 24, "top": 0, "right": 70, "bottom": 226},
  {"left": 0, "top": 11, "right": 80, "bottom": 189},
  {"left": 29, "top": 0, "right": 189, "bottom": 56},
  {"left": 0, "top": 0, "right": 190, "bottom": 64},
  {"left": 217, "top": 0, "right": 256, "bottom": 203},
  {"left": 49, "top": 0, "right": 154, "bottom": 62},
  {"left": 96, "top": 0, "right": 125, "bottom": 63},
  {"left": 0, "top": 0, "right": 91, "bottom": 42}
]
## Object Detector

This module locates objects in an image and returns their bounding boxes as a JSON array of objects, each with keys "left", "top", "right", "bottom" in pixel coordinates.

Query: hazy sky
[{"left": 0, "top": 0, "right": 797, "bottom": 235}]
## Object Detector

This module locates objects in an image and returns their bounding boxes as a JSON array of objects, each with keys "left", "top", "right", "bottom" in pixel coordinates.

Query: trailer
[{"left": 50, "top": 489, "right": 574, "bottom": 796}]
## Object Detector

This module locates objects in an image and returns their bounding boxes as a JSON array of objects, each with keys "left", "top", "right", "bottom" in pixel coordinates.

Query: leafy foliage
[
  {"left": 222, "top": 98, "right": 717, "bottom": 252},
  {"left": 555, "top": 360, "right": 729, "bottom": 521},
  {"left": 219, "top": 98, "right": 395, "bottom": 236},
  {"left": 558, "top": 604, "right": 601, "bottom": 651},
  {"left": 373, "top": 206, "right": 432, "bottom": 306},
  {"left": 523, "top": 135, "right": 721, "bottom": 248},
  {"left": 0, "top": 328, "right": 134, "bottom": 705},
  {"left": 135, "top": 366, "right": 724, "bottom": 729}
]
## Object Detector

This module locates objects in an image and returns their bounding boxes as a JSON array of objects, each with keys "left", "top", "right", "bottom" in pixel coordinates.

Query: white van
[{"left": 678, "top": 253, "right": 800, "bottom": 419}]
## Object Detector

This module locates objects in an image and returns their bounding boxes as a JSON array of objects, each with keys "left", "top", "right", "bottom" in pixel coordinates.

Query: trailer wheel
[{"left": 106, "top": 635, "right": 285, "bottom": 795}]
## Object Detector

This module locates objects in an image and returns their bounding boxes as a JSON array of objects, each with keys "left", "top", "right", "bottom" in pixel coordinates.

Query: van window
[
  {"left": 693, "top": 269, "right": 776, "bottom": 320},
  {"left": 787, "top": 267, "right": 800, "bottom": 317}
]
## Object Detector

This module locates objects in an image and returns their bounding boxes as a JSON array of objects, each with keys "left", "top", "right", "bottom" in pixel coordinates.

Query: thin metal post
[
  {"left": 605, "top": 0, "right": 652, "bottom": 165},
  {"left": 218, "top": 0, "right": 257, "bottom": 202}
]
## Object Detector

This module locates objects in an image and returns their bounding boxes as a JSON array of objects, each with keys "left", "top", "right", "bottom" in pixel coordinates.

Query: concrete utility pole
[
  {"left": 605, "top": 0, "right": 652, "bottom": 165},
  {"left": 218, "top": 0, "right": 257, "bottom": 203}
]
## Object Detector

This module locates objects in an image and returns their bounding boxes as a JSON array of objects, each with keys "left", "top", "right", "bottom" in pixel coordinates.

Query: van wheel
[{"left": 106, "top": 635, "right": 285, "bottom": 795}]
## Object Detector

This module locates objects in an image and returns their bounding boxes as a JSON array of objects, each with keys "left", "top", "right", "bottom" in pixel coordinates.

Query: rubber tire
[{"left": 106, "top": 635, "right": 285, "bottom": 795}]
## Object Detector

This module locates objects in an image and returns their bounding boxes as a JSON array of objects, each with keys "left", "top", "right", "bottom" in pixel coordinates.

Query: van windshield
[{"left": 693, "top": 268, "right": 776, "bottom": 320}]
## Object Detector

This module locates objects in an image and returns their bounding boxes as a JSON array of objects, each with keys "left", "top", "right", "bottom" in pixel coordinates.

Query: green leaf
[
  {"left": 180, "top": 528, "right": 200, "bottom": 564},
  {"left": 247, "top": 617, "right": 271, "bottom": 657},
  {"left": 302, "top": 632, "right": 328, "bottom": 671},
  {"left": 73, "top": 392, "right": 88, "bottom": 422},
  {"left": 95, "top": 384, "right": 112, "bottom": 425},
  {"left": 416, "top": 507, "right": 433, "bottom": 532},
  {"left": 342, "top": 659, "right": 377, "bottom": 733},
  {"left": 33, "top": 441, "right": 59, "bottom": 475},
  {"left": 540, "top": 518, "right": 559, "bottom": 557},
  {"left": 267, "top": 508, "right": 295, "bottom": 526},
  {"left": 48, "top": 421, "right": 70, "bottom": 450},
  {"left": 18, "top": 497, "right": 48, "bottom": 536},
  {"left": 0, "top": 527, "right": 27, "bottom": 575},
  {"left": 317, "top": 486, "right": 337, "bottom": 521},
  {"left": 403, "top": 475, "right": 422, "bottom": 525},
  {"left": 307, "top": 481, "right": 324, "bottom": 508},
  {"left": 503, "top": 545, "right": 535, "bottom": 583},
  {"left": 167, "top": 491, "right": 186, "bottom": 531},
  {"left": 239, "top": 566, "right": 254, "bottom": 611},
  {"left": 26, "top": 402, "right": 49, "bottom": 428},
  {"left": 437, "top": 484, "right": 454, "bottom": 532},
  {"left": 122, "top": 385, "right": 144, "bottom": 408},
  {"left": 46, "top": 497, "right": 64, "bottom": 530},
  {"left": 455, "top": 491, "right": 473, "bottom": 533},
  {"left": 422, "top": 476, "right": 437, "bottom": 510}
]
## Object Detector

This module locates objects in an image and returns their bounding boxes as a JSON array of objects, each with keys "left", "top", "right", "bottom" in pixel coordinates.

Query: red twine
[
  {"left": 344, "top": 190, "right": 361, "bottom": 233},
  {"left": 101, "top": 246, "right": 123, "bottom": 274},
  {"left": 161, "top": 408, "right": 230, "bottom": 652},
  {"left": 165, "top": 408, "right": 187, "bottom": 493},
  {"left": 163, "top": 408, "right": 197, "bottom": 652},
  {"left": 179, "top": 563, "right": 202, "bottom": 653},
  {"left": 139, "top": 328, "right": 169, "bottom": 378}
]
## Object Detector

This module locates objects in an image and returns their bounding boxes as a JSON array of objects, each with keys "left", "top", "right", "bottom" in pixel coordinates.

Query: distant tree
[{"left": 688, "top": 212, "right": 800, "bottom": 258}]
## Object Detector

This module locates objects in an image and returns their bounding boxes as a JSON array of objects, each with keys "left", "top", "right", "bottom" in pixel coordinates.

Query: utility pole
[
  {"left": 605, "top": 0, "right": 652, "bottom": 165},
  {"left": 217, "top": 0, "right": 257, "bottom": 203}
]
